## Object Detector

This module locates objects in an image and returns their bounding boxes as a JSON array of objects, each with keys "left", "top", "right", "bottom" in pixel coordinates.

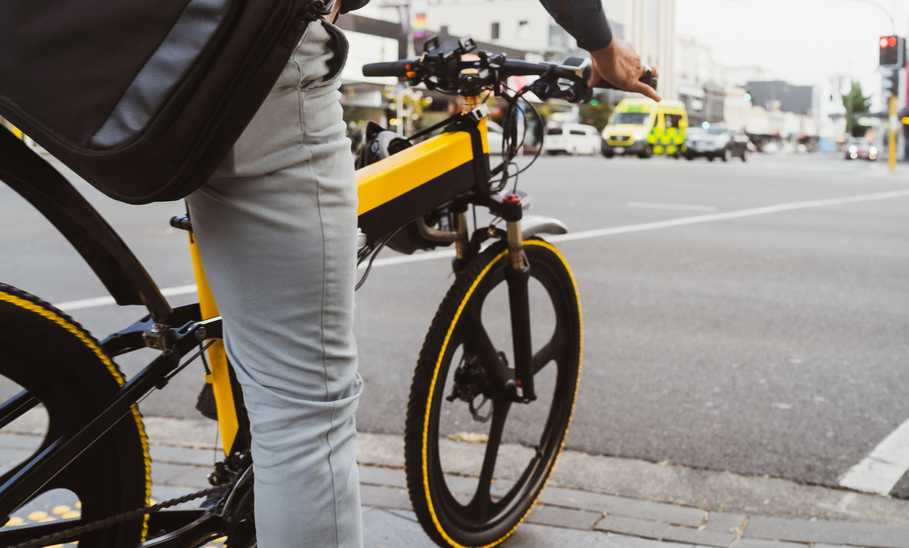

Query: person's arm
[
  {"left": 538, "top": 0, "right": 660, "bottom": 101},
  {"left": 537, "top": 0, "right": 612, "bottom": 52}
]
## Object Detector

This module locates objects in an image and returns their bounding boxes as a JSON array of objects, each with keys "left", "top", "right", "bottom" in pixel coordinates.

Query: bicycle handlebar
[
  {"left": 362, "top": 60, "right": 413, "bottom": 78},
  {"left": 362, "top": 54, "right": 657, "bottom": 101},
  {"left": 501, "top": 59, "right": 656, "bottom": 91}
]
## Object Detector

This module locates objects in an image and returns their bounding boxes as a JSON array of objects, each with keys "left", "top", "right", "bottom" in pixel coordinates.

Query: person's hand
[{"left": 589, "top": 40, "right": 661, "bottom": 102}]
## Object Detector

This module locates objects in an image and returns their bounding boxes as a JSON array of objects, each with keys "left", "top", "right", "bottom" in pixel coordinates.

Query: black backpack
[{"left": 1, "top": 0, "right": 322, "bottom": 204}]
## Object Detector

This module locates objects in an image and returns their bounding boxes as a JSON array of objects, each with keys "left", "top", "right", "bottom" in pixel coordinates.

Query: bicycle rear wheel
[
  {"left": 0, "top": 284, "right": 151, "bottom": 546},
  {"left": 405, "top": 239, "right": 582, "bottom": 547}
]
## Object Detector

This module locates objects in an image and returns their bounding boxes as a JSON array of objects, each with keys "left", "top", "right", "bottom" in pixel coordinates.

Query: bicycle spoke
[
  {"left": 0, "top": 390, "right": 40, "bottom": 430},
  {"left": 498, "top": 448, "right": 542, "bottom": 503},
  {"left": 531, "top": 335, "right": 560, "bottom": 375},
  {"left": 468, "top": 399, "right": 511, "bottom": 515}
]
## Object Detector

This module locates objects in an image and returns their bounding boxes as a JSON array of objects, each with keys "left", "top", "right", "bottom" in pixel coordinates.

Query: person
[{"left": 185, "top": 1, "right": 659, "bottom": 546}]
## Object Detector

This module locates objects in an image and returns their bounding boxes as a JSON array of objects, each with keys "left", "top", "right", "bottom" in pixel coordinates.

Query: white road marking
[
  {"left": 55, "top": 284, "right": 198, "bottom": 312},
  {"left": 839, "top": 418, "right": 909, "bottom": 495},
  {"left": 52, "top": 188, "right": 909, "bottom": 312},
  {"left": 55, "top": 295, "right": 118, "bottom": 312},
  {"left": 553, "top": 188, "right": 909, "bottom": 243},
  {"left": 627, "top": 201, "right": 718, "bottom": 213}
]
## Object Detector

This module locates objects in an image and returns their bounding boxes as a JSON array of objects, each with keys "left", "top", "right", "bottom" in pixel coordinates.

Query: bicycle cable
[
  {"left": 355, "top": 226, "right": 404, "bottom": 291},
  {"left": 490, "top": 85, "right": 544, "bottom": 194}
]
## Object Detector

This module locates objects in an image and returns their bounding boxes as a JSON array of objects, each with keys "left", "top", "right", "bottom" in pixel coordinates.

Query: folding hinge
[
  {"left": 143, "top": 323, "right": 177, "bottom": 351},
  {"left": 469, "top": 104, "right": 490, "bottom": 122}
]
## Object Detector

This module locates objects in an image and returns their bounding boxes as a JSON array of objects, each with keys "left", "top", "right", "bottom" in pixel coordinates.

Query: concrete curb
[{"left": 3, "top": 415, "right": 909, "bottom": 546}]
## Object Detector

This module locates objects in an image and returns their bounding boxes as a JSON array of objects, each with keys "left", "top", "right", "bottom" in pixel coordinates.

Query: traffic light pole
[
  {"left": 879, "top": 34, "right": 904, "bottom": 173},
  {"left": 888, "top": 94, "right": 898, "bottom": 172}
]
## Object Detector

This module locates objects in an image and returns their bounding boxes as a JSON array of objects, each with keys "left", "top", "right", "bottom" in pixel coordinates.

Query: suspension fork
[{"left": 502, "top": 193, "right": 536, "bottom": 402}]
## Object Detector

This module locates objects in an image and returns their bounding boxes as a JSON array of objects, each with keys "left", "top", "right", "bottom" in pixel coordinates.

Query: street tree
[{"left": 842, "top": 81, "right": 871, "bottom": 138}]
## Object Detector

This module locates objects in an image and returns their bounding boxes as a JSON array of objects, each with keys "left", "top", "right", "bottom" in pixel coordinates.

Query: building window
[
  {"left": 491, "top": 22, "right": 500, "bottom": 40},
  {"left": 517, "top": 20, "right": 529, "bottom": 40},
  {"left": 548, "top": 24, "right": 571, "bottom": 50}
]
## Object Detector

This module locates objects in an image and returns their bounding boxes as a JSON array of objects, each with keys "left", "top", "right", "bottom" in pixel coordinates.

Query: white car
[
  {"left": 685, "top": 127, "right": 732, "bottom": 161},
  {"left": 543, "top": 123, "right": 600, "bottom": 155}
]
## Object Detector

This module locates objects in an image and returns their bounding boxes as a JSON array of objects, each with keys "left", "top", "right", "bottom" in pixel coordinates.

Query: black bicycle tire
[
  {"left": 0, "top": 283, "right": 151, "bottom": 547},
  {"left": 404, "top": 239, "right": 583, "bottom": 547}
]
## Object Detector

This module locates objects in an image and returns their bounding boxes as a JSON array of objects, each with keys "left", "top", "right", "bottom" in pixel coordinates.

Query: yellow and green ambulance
[{"left": 601, "top": 99, "right": 688, "bottom": 159}]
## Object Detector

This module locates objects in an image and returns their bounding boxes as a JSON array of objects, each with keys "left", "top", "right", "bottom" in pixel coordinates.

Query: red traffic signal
[
  {"left": 880, "top": 36, "right": 897, "bottom": 48},
  {"left": 880, "top": 35, "right": 904, "bottom": 68}
]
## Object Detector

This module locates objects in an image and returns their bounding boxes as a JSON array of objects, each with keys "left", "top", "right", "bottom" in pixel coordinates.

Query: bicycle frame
[
  {"left": 186, "top": 104, "right": 493, "bottom": 458},
  {"left": 0, "top": 93, "right": 565, "bottom": 544}
]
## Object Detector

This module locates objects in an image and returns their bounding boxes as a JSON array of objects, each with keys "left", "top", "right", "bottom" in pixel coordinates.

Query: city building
[
  {"left": 675, "top": 34, "right": 728, "bottom": 125},
  {"left": 603, "top": 0, "right": 677, "bottom": 100},
  {"left": 416, "top": 0, "right": 558, "bottom": 55},
  {"left": 744, "top": 80, "right": 814, "bottom": 116},
  {"left": 416, "top": 0, "right": 677, "bottom": 99},
  {"left": 335, "top": 2, "right": 678, "bottom": 139}
]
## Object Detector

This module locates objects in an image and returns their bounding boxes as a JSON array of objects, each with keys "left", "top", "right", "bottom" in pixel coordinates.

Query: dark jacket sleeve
[
  {"left": 340, "top": 0, "right": 370, "bottom": 14},
  {"left": 538, "top": 0, "right": 613, "bottom": 51}
]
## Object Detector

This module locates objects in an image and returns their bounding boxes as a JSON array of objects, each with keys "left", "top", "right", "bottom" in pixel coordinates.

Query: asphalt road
[{"left": 3, "top": 152, "right": 909, "bottom": 500}]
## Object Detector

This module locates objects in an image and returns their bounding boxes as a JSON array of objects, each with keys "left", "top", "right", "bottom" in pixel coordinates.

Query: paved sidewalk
[{"left": 2, "top": 418, "right": 909, "bottom": 547}]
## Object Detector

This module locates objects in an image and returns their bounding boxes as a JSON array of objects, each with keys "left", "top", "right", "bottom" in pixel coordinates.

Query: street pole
[
  {"left": 888, "top": 94, "right": 898, "bottom": 172},
  {"left": 380, "top": 0, "right": 412, "bottom": 134},
  {"left": 380, "top": 0, "right": 412, "bottom": 60},
  {"left": 846, "top": 0, "right": 897, "bottom": 34}
]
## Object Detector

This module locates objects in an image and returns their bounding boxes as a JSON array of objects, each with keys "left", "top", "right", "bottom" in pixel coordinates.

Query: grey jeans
[{"left": 186, "top": 20, "right": 362, "bottom": 548}]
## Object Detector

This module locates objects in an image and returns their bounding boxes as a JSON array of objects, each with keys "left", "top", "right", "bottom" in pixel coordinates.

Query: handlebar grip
[
  {"left": 594, "top": 67, "right": 658, "bottom": 92},
  {"left": 362, "top": 60, "right": 414, "bottom": 78},
  {"left": 640, "top": 68, "right": 658, "bottom": 91}
]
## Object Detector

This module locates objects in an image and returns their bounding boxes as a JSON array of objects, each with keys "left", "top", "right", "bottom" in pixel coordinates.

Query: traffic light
[
  {"left": 884, "top": 68, "right": 900, "bottom": 96},
  {"left": 879, "top": 35, "right": 905, "bottom": 68}
]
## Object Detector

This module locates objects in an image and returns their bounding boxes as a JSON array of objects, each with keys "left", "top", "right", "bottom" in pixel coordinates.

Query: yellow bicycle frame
[{"left": 193, "top": 114, "right": 489, "bottom": 455}]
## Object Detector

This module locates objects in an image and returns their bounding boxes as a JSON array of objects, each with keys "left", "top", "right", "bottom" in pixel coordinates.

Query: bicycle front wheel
[{"left": 405, "top": 239, "right": 583, "bottom": 547}]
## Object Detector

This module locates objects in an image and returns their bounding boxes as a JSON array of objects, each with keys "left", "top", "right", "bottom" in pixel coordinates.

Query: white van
[{"left": 543, "top": 123, "right": 600, "bottom": 155}]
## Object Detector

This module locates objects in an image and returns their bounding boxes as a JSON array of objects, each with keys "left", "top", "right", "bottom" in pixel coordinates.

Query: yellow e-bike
[{"left": 0, "top": 36, "right": 654, "bottom": 547}]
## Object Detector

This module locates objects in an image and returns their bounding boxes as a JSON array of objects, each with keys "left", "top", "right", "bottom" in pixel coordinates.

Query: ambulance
[{"left": 601, "top": 99, "right": 688, "bottom": 159}]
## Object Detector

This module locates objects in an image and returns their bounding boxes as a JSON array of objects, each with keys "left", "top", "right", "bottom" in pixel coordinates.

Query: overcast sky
[{"left": 677, "top": 0, "right": 905, "bottom": 88}]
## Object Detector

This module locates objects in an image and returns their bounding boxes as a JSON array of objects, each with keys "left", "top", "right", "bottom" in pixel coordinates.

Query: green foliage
[
  {"left": 842, "top": 81, "right": 871, "bottom": 138},
  {"left": 579, "top": 102, "right": 613, "bottom": 131}
]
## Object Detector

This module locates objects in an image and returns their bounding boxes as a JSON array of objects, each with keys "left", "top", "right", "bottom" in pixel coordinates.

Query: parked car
[
  {"left": 685, "top": 126, "right": 748, "bottom": 162},
  {"left": 601, "top": 98, "right": 688, "bottom": 159},
  {"left": 844, "top": 138, "right": 879, "bottom": 161},
  {"left": 729, "top": 131, "right": 751, "bottom": 161},
  {"left": 543, "top": 123, "right": 600, "bottom": 155}
]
